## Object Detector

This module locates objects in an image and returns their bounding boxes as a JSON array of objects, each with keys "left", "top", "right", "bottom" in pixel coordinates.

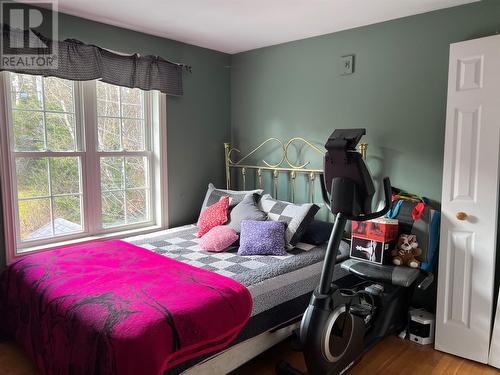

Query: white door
[{"left": 435, "top": 35, "right": 500, "bottom": 363}]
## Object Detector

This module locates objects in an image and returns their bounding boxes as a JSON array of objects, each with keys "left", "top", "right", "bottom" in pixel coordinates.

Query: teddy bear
[{"left": 391, "top": 234, "right": 422, "bottom": 268}]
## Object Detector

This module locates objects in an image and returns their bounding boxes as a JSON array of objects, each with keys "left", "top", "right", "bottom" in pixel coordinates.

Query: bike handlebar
[{"left": 349, "top": 177, "right": 392, "bottom": 221}]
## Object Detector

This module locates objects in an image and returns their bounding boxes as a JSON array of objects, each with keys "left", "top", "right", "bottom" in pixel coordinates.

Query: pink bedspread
[{"left": 0, "top": 240, "right": 252, "bottom": 375}]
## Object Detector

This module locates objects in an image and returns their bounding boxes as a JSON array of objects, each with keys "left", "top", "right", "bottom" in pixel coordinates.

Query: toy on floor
[{"left": 391, "top": 234, "right": 422, "bottom": 268}]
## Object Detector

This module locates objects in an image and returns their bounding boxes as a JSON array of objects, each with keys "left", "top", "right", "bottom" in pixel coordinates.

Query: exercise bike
[{"left": 277, "top": 129, "right": 429, "bottom": 375}]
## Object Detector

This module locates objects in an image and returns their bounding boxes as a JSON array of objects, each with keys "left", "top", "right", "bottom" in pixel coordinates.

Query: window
[
  {"left": 9, "top": 74, "right": 84, "bottom": 242},
  {"left": 96, "top": 81, "right": 151, "bottom": 229},
  {"left": 0, "top": 72, "right": 167, "bottom": 257}
]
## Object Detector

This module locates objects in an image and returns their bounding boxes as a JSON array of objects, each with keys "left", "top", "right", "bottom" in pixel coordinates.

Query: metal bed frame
[{"left": 224, "top": 137, "right": 367, "bottom": 202}]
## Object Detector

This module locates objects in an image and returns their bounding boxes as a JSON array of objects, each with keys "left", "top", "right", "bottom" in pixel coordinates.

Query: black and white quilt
[{"left": 127, "top": 224, "right": 349, "bottom": 287}]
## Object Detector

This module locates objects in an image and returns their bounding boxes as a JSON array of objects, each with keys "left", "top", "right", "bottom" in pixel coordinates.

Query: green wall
[{"left": 230, "top": 0, "right": 500, "bottom": 203}]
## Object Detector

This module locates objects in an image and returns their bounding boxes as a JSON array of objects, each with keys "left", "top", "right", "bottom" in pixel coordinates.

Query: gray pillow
[
  {"left": 258, "top": 194, "right": 319, "bottom": 248},
  {"left": 198, "top": 183, "right": 264, "bottom": 223},
  {"left": 227, "top": 193, "right": 267, "bottom": 233}
]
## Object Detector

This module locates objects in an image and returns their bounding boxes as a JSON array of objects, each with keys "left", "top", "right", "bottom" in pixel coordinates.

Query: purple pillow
[{"left": 238, "top": 220, "right": 288, "bottom": 256}]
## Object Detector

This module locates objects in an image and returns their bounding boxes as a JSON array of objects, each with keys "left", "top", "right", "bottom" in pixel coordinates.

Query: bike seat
[{"left": 340, "top": 259, "right": 420, "bottom": 288}]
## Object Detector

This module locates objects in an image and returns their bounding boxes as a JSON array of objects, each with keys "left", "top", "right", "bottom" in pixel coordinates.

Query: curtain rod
[
  {"left": 102, "top": 46, "right": 192, "bottom": 73},
  {"left": 67, "top": 37, "right": 193, "bottom": 73}
]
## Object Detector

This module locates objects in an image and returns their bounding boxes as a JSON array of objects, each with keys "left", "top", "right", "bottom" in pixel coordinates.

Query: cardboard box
[
  {"left": 350, "top": 236, "right": 395, "bottom": 264},
  {"left": 351, "top": 217, "right": 399, "bottom": 242},
  {"left": 350, "top": 218, "right": 399, "bottom": 264}
]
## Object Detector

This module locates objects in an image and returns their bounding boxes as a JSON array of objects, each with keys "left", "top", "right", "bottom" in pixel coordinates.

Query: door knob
[{"left": 456, "top": 212, "right": 468, "bottom": 221}]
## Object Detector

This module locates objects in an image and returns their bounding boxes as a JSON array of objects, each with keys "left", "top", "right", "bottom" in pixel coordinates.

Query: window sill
[{"left": 13, "top": 224, "right": 167, "bottom": 261}]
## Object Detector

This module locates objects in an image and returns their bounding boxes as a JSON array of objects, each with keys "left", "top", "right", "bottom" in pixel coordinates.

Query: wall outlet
[{"left": 340, "top": 55, "right": 355, "bottom": 75}]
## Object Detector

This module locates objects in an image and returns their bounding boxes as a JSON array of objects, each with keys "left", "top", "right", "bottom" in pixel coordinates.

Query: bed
[
  {"left": 0, "top": 138, "right": 364, "bottom": 374},
  {"left": 125, "top": 224, "right": 350, "bottom": 374}
]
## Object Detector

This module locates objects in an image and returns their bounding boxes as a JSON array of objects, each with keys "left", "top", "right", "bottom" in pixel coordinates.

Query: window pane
[
  {"left": 97, "top": 117, "right": 121, "bottom": 151},
  {"left": 44, "top": 77, "right": 74, "bottom": 113},
  {"left": 126, "top": 189, "right": 147, "bottom": 224},
  {"left": 10, "top": 73, "right": 43, "bottom": 110},
  {"left": 12, "top": 110, "right": 45, "bottom": 151},
  {"left": 122, "top": 103, "right": 143, "bottom": 119},
  {"left": 50, "top": 157, "right": 80, "bottom": 195},
  {"left": 46, "top": 113, "right": 76, "bottom": 151},
  {"left": 102, "top": 191, "right": 125, "bottom": 228},
  {"left": 16, "top": 158, "right": 49, "bottom": 198},
  {"left": 125, "top": 157, "right": 147, "bottom": 188},
  {"left": 122, "top": 119, "right": 144, "bottom": 151},
  {"left": 121, "top": 87, "right": 142, "bottom": 105},
  {"left": 97, "top": 81, "right": 119, "bottom": 117},
  {"left": 18, "top": 198, "right": 52, "bottom": 240},
  {"left": 121, "top": 87, "right": 143, "bottom": 119},
  {"left": 53, "top": 195, "right": 82, "bottom": 234},
  {"left": 101, "top": 157, "right": 124, "bottom": 190}
]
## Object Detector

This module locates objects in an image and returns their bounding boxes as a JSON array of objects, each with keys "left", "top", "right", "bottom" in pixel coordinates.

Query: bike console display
[{"left": 321, "top": 129, "right": 391, "bottom": 221}]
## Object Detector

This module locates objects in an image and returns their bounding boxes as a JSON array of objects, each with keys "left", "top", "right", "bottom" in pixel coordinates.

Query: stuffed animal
[{"left": 391, "top": 234, "right": 422, "bottom": 268}]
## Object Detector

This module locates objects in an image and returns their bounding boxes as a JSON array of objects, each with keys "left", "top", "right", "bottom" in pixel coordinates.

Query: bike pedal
[
  {"left": 350, "top": 303, "right": 372, "bottom": 317},
  {"left": 364, "top": 283, "right": 384, "bottom": 295}
]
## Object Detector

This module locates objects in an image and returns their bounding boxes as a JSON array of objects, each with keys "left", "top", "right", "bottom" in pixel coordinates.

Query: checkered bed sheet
[{"left": 126, "top": 225, "right": 330, "bottom": 286}]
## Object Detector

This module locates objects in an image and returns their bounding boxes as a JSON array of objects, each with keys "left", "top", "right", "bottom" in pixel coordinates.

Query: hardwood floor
[
  {"left": 236, "top": 336, "right": 500, "bottom": 375},
  {"left": 1, "top": 335, "right": 498, "bottom": 374},
  {"left": 0, "top": 341, "right": 37, "bottom": 375}
]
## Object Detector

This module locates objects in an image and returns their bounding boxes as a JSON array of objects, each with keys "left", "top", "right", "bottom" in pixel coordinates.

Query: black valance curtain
[{"left": 1, "top": 25, "right": 184, "bottom": 96}]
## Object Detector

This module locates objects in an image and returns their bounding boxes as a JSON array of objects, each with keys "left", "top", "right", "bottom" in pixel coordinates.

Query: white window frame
[{"left": 0, "top": 72, "right": 168, "bottom": 263}]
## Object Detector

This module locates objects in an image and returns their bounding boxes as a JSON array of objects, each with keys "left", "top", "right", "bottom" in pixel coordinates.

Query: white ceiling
[{"left": 52, "top": 0, "right": 479, "bottom": 54}]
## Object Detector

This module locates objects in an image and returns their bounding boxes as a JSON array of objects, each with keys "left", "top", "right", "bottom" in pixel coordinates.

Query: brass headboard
[{"left": 224, "top": 137, "right": 367, "bottom": 205}]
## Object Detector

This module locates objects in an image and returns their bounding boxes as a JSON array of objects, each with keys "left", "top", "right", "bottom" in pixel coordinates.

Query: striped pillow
[{"left": 258, "top": 194, "right": 319, "bottom": 248}]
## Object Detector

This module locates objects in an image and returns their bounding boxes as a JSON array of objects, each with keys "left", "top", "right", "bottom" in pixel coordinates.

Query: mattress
[{"left": 125, "top": 224, "right": 350, "bottom": 317}]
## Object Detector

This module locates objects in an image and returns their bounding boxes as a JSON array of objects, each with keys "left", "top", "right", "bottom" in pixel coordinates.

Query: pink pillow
[
  {"left": 200, "top": 226, "right": 239, "bottom": 252},
  {"left": 197, "top": 196, "right": 229, "bottom": 237}
]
